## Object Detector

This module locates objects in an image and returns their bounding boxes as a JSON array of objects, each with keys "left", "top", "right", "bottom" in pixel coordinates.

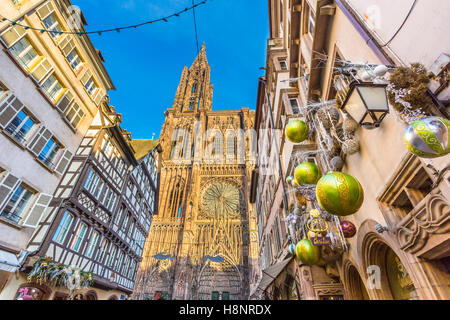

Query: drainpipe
[{"left": 335, "top": 0, "right": 395, "bottom": 66}]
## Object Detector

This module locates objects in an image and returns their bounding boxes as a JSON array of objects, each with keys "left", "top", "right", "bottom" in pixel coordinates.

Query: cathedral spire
[{"left": 172, "top": 43, "right": 213, "bottom": 112}]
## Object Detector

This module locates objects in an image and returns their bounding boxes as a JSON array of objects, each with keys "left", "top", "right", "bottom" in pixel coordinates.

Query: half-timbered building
[
  {"left": 0, "top": 0, "right": 114, "bottom": 297},
  {"left": 2, "top": 102, "right": 160, "bottom": 300}
]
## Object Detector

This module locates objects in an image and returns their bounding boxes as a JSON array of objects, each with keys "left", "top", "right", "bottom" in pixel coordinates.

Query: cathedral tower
[{"left": 133, "top": 45, "right": 259, "bottom": 300}]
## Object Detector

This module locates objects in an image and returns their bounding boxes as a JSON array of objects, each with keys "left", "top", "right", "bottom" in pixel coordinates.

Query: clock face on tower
[{"left": 201, "top": 181, "right": 241, "bottom": 218}]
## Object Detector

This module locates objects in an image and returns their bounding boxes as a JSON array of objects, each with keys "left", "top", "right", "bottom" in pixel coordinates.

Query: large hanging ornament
[
  {"left": 295, "top": 239, "right": 321, "bottom": 265},
  {"left": 288, "top": 243, "right": 296, "bottom": 255},
  {"left": 316, "top": 171, "right": 364, "bottom": 216},
  {"left": 294, "top": 162, "right": 321, "bottom": 185},
  {"left": 285, "top": 119, "right": 309, "bottom": 143},
  {"left": 340, "top": 220, "right": 357, "bottom": 238},
  {"left": 403, "top": 116, "right": 450, "bottom": 158}
]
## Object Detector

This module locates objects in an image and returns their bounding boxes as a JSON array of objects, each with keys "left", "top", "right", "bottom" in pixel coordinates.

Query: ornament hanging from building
[
  {"left": 286, "top": 175, "right": 294, "bottom": 186},
  {"left": 316, "top": 171, "right": 364, "bottom": 216},
  {"left": 403, "top": 116, "right": 450, "bottom": 158},
  {"left": 295, "top": 239, "right": 321, "bottom": 265},
  {"left": 285, "top": 119, "right": 309, "bottom": 143},
  {"left": 294, "top": 162, "right": 322, "bottom": 185},
  {"left": 288, "top": 243, "right": 296, "bottom": 256},
  {"left": 340, "top": 220, "right": 357, "bottom": 238}
]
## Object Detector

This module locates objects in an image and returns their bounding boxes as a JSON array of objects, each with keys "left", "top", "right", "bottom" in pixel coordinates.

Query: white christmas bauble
[{"left": 374, "top": 65, "right": 388, "bottom": 77}]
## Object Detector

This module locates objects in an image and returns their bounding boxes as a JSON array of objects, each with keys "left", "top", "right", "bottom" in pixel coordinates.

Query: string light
[{"left": 0, "top": 0, "right": 209, "bottom": 37}]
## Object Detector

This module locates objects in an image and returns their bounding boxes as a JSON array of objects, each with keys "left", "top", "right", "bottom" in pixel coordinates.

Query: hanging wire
[
  {"left": 192, "top": 0, "right": 200, "bottom": 54},
  {"left": 0, "top": 0, "right": 209, "bottom": 36}
]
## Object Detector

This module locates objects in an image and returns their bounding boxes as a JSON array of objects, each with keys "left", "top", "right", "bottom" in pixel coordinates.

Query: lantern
[
  {"left": 285, "top": 120, "right": 309, "bottom": 143},
  {"left": 341, "top": 81, "right": 389, "bottom": 129},
  {"left": 403, "top": 116, "right": 450, "bottom": 158},
  {"left": 316, "top": 171, "right": 364, "bottom": 216},
  {"left": 294, "top": 162, "right": 321, "bottom": 185}
]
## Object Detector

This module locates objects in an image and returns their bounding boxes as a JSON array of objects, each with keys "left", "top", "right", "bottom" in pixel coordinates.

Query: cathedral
[{"left": 133, "top": 45, "right": 259, "bottom": 300}]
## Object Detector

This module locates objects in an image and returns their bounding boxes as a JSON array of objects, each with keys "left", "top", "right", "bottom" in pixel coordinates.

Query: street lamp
[{"left": 341, "top": 81, "right": 390, "bottom": 129}]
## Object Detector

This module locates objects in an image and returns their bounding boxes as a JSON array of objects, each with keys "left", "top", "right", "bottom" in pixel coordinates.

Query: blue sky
[{"left": 73, "top": 0, "right": 269, "bottom": 139}]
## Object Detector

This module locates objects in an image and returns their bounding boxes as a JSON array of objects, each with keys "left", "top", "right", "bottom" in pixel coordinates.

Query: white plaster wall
[{"left": 347, "top": 0, "right": 450, "bottom": 67}]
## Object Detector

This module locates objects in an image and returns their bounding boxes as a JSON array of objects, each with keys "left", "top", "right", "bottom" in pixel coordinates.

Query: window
[
  {"left": 65, "top": 102, "right": 84, "bottom": 128},
  {"left": 0, "top": 81, "right": 7, "bottom": 98},
  {"left": 115, "top": 250, "right": 124, "bottom": 272},
  {"left": 66, "top": 48, "right": 82, "bottom": 70},
  {"left": 70, "top": 222, "right": 88, "bottom": 252},
  {"left": 289, "top": 98, "right": 300, "bottom": 114},
  {"left": 211, "top": 292, "right": 219, "bottom": 300},
  {"left": 127, "top": 220, "right": 135, "bottom": 238},
  {"left": 222, "top": 292, "right": 230, "bottom": 300},
  {"left": 84, "top": 77, "right": 96, "bottom": 96},
  {"left": 114, "top": 206, "right": 124, "bottom": 226},
  {"left": 41, "top": 75, "right": 63, "bottom": 102},
  {"left": 10, "top": 37, "right": 38, "bottom": 69},
  {"left": 38, "top": 137, "right": 61, "bottom": 167},
  {"left": 53, "top": 211, "right": 74, "bottom": 244},
  {"left": 107, "top": 245, "right": 118, "bottom": 268},
  {"left": 0, "top": 184, "right": 33, "bottom": 223},
  {"left": 122, "top": 213, "right": 130, "bottom": 231},
  {"left": 4, "top": 109, "right": 37, "bottom": 143},
  {"left": 308, "top": 7, "right": 315, "bottom": 36},
  {"left": 96, "top": 238, "right": 110, "bottom": 263},
  {"left": 279, "top": 59, "right": 288, "bottom": 71},
  {"left": 84, "top": 169, "right": 95, "bottom": 190},
  {"left": 42, "top": 13, "right": 62, "bottom": 39},
  {"left": 85, "top": 231, "right": 99, "bottom": 258}
]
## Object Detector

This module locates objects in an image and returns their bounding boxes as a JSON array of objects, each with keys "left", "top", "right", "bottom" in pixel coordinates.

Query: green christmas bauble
[
  {"left": 285, "top": 120, "right": 309, "bottom": 143},
  {"left": 294, "top": 162, "right": 321, "bottom": 185},
  {"left": 403, "top": 116, "right": 450, "bottom": 158},
  {"left": 295, "top": 239, "right": 321, "bottom": 265},
  {"left": 316, "top": 171, "right": 364, "bottom": 216}
]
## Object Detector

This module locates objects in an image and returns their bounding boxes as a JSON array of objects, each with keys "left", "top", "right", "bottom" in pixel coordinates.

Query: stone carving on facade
[{"left": 396, "top": 193, "right": 450, "bottom": 258}]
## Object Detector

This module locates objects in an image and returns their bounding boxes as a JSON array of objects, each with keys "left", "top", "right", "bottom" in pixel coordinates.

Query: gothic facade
[{"left": 133, "top": 45, "right": 259, "bottom": 300}]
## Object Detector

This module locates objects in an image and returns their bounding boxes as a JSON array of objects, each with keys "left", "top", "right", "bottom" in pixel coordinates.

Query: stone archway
[
  {"left": 342, "top": 260, "right": 370, "bottom": 300},
  {"left": 359, "top": 230, "right": 419, "bottom": 300},
  {"left": 196, "top": 263, "right": 242, "bottom": 300}
]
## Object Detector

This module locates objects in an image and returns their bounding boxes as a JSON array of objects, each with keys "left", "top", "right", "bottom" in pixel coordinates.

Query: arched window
[
  {"left": 191, "top": 82, "right": 197, "bottom": 93},
  {"left": 169, "top": 181, "right": 183, "bottom": 218},
  {"left": 226, "top": 134, "right": 237, "bottom": 163}
]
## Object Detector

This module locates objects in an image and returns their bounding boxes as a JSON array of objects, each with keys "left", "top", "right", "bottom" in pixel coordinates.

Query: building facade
[
  {"left": 133, "top": 45, "right": 259, "bottom": 300},
  {"left": 252, "top": 0, "right": 450, "bottom": 300},
  {"left": 0, "top": 101, "right": 159, "bottom": 300},
  {"left": 0, "top": 0, "right": 114, "bottom": 294}
]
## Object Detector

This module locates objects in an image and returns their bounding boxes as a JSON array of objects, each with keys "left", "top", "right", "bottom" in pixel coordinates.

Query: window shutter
[
  {"left": 1, "top": 25, "right": 26, "bottom": 48},
  {"left": 30, "top": 58, "right": 53, "bottom": 83},
  {"left": 57, "top": 34, "right": 70, "bottom": 51},
  {"left": 80, "top": 69, "right": 92, "bottom": 86},
  {"left": 56, "top": 90, "right": 73, "bottom": 113},
  {"left": 0, "top": 94, "right": 24, "bottom": 128},
  {"left": 93, "top": 88, "right": 104, "bottom": 105},
  {"left": 54, "top": 149, "right": 73, "bottom": 175},
  {"left": 0, "top": 172, "right": 21, "bottom": 210},
  {"left": 36, "top": 1, "right": 55, "bottom": 20},
  {"left": 61, "top": 38, "right": 75, "bottom": 57},
  {"left": 22, "top": 193, "right": 52, "bottom": 228},
  {"left": 27, "top": 126, "right": 53, "bottom": 156}
]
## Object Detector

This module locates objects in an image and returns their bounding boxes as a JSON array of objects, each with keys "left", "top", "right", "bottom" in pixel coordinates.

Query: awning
[
  {"left": 256, "top": 257, "right": 293, "bottom": 292},
  {"left": 0, "top": 250, "right": 20, "bottom": 273}
]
